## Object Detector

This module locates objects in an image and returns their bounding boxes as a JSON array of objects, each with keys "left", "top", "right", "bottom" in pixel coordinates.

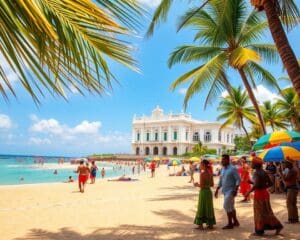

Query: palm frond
[{"left": 146, "top": 0, "right": 173, "bottom": 38}]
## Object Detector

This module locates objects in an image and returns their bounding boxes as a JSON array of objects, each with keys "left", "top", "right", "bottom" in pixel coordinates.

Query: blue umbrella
[{"left": 280, "top": 141, "right": 300, "bottom": 151}]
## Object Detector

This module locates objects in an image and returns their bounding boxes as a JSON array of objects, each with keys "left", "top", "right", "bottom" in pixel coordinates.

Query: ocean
[{"left": 0, "top": 155, "right": 133, "bottom": 185}]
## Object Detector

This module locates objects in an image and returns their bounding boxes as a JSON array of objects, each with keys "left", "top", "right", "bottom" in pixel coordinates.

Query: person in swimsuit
[
  {"left": 76, "top": 160, "right": 90, "bottom": 193},
  {"left": 90, "top": 161, "right": 98, "bottom": 184}
]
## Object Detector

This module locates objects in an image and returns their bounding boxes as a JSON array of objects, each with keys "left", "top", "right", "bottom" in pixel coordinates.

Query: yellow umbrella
[
  {"left": 153, "top": 157, "right": 160, "bottom": 161},
  {"left": 189, "top": 157, "right": 200, "bottom": 162}
]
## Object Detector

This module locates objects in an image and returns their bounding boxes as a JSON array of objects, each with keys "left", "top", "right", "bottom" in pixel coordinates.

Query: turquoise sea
[{"left": 0, "top": 155, "right": 132, "bottom": 185}]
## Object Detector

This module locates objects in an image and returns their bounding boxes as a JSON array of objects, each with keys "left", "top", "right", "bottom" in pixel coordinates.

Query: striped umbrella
[
  {"left": 168, "top": 159, "right": 182, "bottom": 166},
  {"left": 253, "top": 130, "right": 300, "bottom": 150},
  {"left": 259, "top": 145, "right": 300, "bottom": 162}
]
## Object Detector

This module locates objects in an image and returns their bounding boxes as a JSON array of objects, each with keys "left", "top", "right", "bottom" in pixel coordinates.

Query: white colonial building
[{"left": 132, "top": 106, "right": 236, "bottom": 156}]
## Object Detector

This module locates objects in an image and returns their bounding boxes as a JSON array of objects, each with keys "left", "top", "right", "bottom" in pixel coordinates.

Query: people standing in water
[
  {"left": 215, "top": 154, "right": 240, "bottom": 229},
  {"left": 194, "top": 159, "right": 216, "bottom": 230},
  {"left": 244, "top": 157, "right": 283, "bottom": 236},
  {"left": 75, "top": 160, "right": 90, "bottom": 193},
  {"left": 239, "top": 156, "right": 251, "bottom": 202},
  {"left": 101, "top": 167, "right": 106, "bottom": 179},
  {"left": 90, "top": 161, "right": 98, "bottom": 184},
  {"left": 282, "top": 158, "right": 299, "bottom": 224}
]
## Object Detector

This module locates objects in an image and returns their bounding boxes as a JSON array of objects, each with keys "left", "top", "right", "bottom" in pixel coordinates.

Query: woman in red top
[{"left": 239, "top": 157, "right": 251, "bottom": 202}]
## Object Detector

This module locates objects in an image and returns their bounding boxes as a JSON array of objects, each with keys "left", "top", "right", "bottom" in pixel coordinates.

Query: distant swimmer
[
  {"left": 53, "top": 169, "right": 58, "bottom": 174},
  {"left": 64, "top": 176, "right": 74, "bottom": 183},
  {"left": 19, "top": 177, "right": 24, "bottom": 181}
]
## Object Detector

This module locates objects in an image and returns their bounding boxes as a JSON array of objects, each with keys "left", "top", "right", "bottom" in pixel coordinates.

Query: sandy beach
[{"left": 0, "top": 166, "right": 299, "bottom": 240}]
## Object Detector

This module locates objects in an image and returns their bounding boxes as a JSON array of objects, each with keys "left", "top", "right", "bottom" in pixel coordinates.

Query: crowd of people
[{"left": 192, "top": 154, "right": 299, "bottom": 236}]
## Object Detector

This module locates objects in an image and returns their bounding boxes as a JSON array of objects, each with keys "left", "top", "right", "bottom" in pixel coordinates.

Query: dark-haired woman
[
  {"left": 245, "top": 157, "right": 283, "bottom": 236},
  {"left": 194, "top": 159, "right": 216, "bottom": 230}
]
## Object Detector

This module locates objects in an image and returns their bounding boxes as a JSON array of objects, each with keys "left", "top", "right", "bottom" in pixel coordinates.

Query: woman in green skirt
[{"left": 194, "top": 159, "right": 216, "bottom": 230}]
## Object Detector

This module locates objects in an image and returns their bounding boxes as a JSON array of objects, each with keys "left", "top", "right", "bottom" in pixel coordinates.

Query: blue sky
[{"left": 0, "top": 0, "right": 299, "bottom": 157}]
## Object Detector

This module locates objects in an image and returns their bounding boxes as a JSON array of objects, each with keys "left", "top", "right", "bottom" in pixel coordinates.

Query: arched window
[
  {"left": 163, "top": 147, "right": 167, "bottom": 156},
  {"left": 173, "top": 147, "right": 177, "bottom": 155},
  {"left": 218, "top": 131, "right": 222, "bottom": 142},
  {"left": 227, "top": 134, "right": 230, "bottom": 143},
  {"left": 136, "top": 132, "right": 140, "bottom": 141},
  {"left": 145, "top": 147, "right": 150, "bottom": 155},
  {"left": 153, "top": 147, "right": 159, "bottom": 155},
  {"left": 163, "top": 132, "right": 168, "bottom": 141},
  {"left": 204, "top": 131, "right": 211, "bottom": 143},
  {"left": 185, "top": 147, "right": 188, "bottom": 153},
  {"left": 154, "top": 131, "right": 158, "bottom": 141},
  {"left": 193, "top": 132, "right": 199, "bottom": 142},
  {"left": 136, "top": 147, "right": 140, "bottom": 155}
]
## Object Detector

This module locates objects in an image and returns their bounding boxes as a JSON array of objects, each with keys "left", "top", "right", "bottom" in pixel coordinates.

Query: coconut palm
[
  {"left": 250, "top": 0, "right": 300, "bottom": 98},
  {"left": 0, "top": 0, "right": 143, "bottom": 103},
  {"left": 217, "top": 86, "right": 257, "bottom": 141},
  {"left": 276, "top": 87, "right": 300, "bottom": 130},
  {"left": 167, "top": 0, "right": 280, "bottom": 134},
  {"left": 261, "top": 100, "right": 289, "bottom": 131},
  {"left": 250, "top": 123, "right": 264, "bottom": 140}
]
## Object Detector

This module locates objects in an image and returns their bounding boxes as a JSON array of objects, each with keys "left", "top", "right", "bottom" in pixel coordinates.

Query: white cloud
[
  {"left": 138, "top": 0, "right": 161, "bottom": 8},
  {"left": 221, "top": 90, "right": 229, "bottom": 98},
  {"left": 253, "top": 85, "right": 281, "bottom": 104},
  {"left": 178, "top": 88, "right": 187, "bottom": 95},
  {"left": 28, "top": 116, "right": 130, "bottom": 152},
  {"left": 29, "top": 137, "right": 51, "bottom": 145},
  {"left": 0, "top": 54, "right": 19, "bottom": 85},
  {"left": 220, "top": 85, "right": 280, "bottom": 104},
  {"left": 0, "top": 114, "right": 12, "bottom": 129},
  {"left": 73, "top": 121, "right": 101, "bottom": 135}
]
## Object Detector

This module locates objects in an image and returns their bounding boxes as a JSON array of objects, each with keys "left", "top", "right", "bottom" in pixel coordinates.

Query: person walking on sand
[
  {"left": 90, "top": 161, "right": 98, "bottom": 184},
  {"left": 188, "top": 161, "right": 195, "bottom": 183},
  {"left": 282, "top": 158, "right": 299, "bottom": 224},
  {"left": 194, "top": 159, "right": 216, "bottom": 230},
  {"left": 239, "top": 157, "right": 251, "bottom": 202},
  {"left": 101, "top": 167, "right": 105, "bottom": 179},
  {"left": 76, "top": 160, "right": 90, "bottom": 193},
  {"left": 244, "top": 157, "right": 283, "bottom": 236},
  {"left": 150, "top": 161, "right": 156, "bottom": 178},
  {"left": 215, "top": 154, "right": 240, "bottom": 229}
]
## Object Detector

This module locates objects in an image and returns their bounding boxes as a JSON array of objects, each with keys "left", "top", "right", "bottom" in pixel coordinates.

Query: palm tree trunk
[
  {"left": 263, "top": 1, "right": 300, "bottom": 99},
  {"left": 238, "top": 68, "right": 267, "bottom": 134},
  {"left": 240, "top": 118, "right": 251, "bottom": 143}
]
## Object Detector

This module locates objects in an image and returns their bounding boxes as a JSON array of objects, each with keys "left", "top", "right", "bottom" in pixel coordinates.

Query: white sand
[{"left": 0, "top": 165, "right": 299, "bottom": 240}]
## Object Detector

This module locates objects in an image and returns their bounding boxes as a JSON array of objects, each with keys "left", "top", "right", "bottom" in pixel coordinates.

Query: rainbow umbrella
[
  {"left": 259, "top": 146, "right": 300, "bottom": 162},
  {"left": 280, "top": 141, "right": 300, "bottom": 151},
  {"left": 168, "top": 159, "right": 182, "bottom": 166},
  {"left": 253, "top": 130, "right": 300, "bottom": 150},
  {"left": 189, "top": 157, "right": 201, "bottom": 162}
]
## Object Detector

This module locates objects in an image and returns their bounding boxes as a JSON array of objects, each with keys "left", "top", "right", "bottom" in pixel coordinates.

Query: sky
[{"left": 0, "top": 0, "right": 299, "bottom": 157}]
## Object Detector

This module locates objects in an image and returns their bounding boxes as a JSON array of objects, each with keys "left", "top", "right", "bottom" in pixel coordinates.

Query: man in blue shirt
[{"left": 215, "top": 154, "right": 241, "bottom": 229}]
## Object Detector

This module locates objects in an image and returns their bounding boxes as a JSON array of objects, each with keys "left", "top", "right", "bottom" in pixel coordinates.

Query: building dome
[{"left": 151, "top": 106, "right": 164, "bottom": 119}]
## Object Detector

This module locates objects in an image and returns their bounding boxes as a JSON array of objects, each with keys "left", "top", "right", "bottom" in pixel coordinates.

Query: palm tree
[
  {"left": 217, "top": 86, "right": 257, "bottom": 141},
  {"left": 250, "top": 0, "right": 300, "bottom": 98},
  {"left": 276, "top": 87, "right": 300, "bottom": 130},
  {"left": 261, "top": 100, "right": 288, "bottom": 131},
  {"left": 167, "top": 0, "right": 280, "bottom": 134},
  {"left": 0, "top": 1, "right": 143, "bottom": 103},
  {"left": 250, "top": 123, "right": 264, "bottom": 140}
]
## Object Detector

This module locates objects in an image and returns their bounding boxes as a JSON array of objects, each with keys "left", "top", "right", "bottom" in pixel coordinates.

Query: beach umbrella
[
  {"left": 259, "top": 146, "right": 300, "bottom": 162},
  {"left": 189, "top": 157, "right": 200, "bottom": 162},
  {"left": 280, "top": 141, "right": 300, "bottom": 151},
  {"left": 202, "top": 154, "right": 220, "bottom": 162},
  {"left": 153, "top": 157, "right": 161, "bottom": 161},
  {"left": 144, "top": 157, "right": 153, "bottom": 162},
  {"left": 253, "top": 130, "right": 300, "bottom": 150},
  {"left": 167, "top": 159, "right": 182, "bottom": 166}
]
